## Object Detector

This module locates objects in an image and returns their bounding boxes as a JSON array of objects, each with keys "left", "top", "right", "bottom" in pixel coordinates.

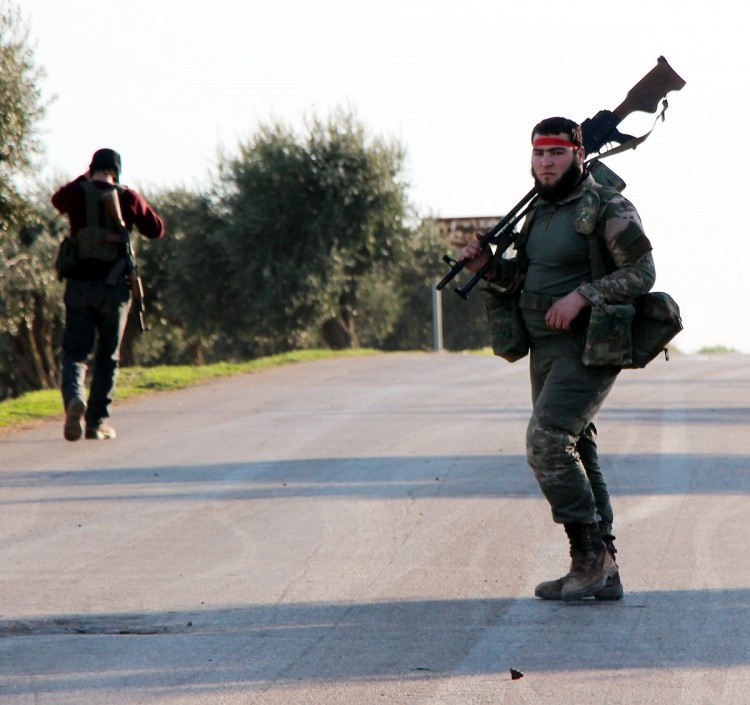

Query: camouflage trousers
[{"left": 526, "top": 332, "right": 620, "bottom": 529}]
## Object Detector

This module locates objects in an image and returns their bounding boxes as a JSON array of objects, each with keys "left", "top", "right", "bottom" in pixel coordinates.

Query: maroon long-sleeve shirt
[{"left": 52, "top": 175, "right": 165, "bottom": 281}]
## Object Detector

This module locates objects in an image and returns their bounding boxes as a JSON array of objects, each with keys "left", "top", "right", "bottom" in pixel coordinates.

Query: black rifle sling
[{"left": 586, "top": 98, "right": 671, "bottom": 163}]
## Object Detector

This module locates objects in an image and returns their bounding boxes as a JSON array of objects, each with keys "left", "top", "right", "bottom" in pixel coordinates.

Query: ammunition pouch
[
  {"left": 75, "top": 226, "right": 121, "bottom": 262},
  {"left": 55, "top": 237, "right": 79, "bottom": 281},
  {"left": 484, "top": 285, "right": 529, "bottom": 362},
  {"left": 630, "top": 291, "right": 683, "bottom": 368},
  {"left": 583, "top": 292, "right": 683, "bottom": 369},
  {"left": 583, "top": 302, "right": 635, "bottom": 367}
]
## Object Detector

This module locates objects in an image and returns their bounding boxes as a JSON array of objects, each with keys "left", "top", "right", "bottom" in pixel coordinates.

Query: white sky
[{"left": 20, "top": 0, "right": 750, "bottom": 353}]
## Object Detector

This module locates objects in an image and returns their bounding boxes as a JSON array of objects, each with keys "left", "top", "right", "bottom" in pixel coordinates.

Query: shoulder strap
[
  {"left": 80, "top": 181, "right": 122, "bottom": 231},
  {"left": 576, "top": 183, "right": 619, "bottom": 280},
  {"left": 587, "top": 231, "right": 608, "bottom": 280},
  {"left": 514, "top": 205, "right": 539, "bottom": 274},
  {"left": 80, "top": 181, "right": 103, "bottom": 229}
]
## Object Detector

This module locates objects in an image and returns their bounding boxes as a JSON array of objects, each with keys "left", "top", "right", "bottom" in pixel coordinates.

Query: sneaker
[
  {"left": 64, "top": 397, "right": 86, "bottom": 442},
  {"left": 85, "top": 423, "right": 117, "bottom": 440}
]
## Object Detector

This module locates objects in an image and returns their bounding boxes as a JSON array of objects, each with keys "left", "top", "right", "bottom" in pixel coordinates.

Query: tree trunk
[{"left": 321, "top": 316, "right": 359, "bottom": 350}]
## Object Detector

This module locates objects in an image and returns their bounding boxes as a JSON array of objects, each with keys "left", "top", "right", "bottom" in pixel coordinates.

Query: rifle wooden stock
[
  {"left": 582, "top": 56, "right": 686, "bottom": 155},
  {"left": 613, "top": 56, "right": 686, "bottom": 119},
  {"left": 439, "top": 56, "right": 686, "bottom": 299}
]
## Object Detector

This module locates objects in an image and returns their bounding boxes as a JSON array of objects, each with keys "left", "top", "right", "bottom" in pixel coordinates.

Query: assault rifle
[
  {"left": 103, "top": 189, "right": 148, "bottom": 333},
  {"left": 437, "top": 56, "right": 686, "bottom": 299}
]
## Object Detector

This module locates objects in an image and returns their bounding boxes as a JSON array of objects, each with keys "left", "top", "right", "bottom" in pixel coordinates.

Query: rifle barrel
[{"left": 435, "top": 187, "right": 536, "bottom": 293}]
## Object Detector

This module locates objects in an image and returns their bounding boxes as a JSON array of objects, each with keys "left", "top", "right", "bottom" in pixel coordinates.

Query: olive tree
[
  {"left": 169, "top": 110, "right": 413, "bottom": 356},
  {"left": 0, "top": 2, "right": 58, "bottom": 398}
]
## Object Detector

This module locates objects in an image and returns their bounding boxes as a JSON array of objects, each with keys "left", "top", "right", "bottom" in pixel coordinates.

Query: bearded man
[{"left": 459, "top": 117, "right": 656, "bottom": 601}]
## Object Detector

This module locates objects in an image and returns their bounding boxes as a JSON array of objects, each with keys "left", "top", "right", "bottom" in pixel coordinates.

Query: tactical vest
[
  {"left": 486, "top": 168, "right": 681, "bottom": 368},
  {"left": 75, "top": 181, "right": 124, "bottom": 262},
  {"left": 515, "top": 169, "right": 651, "bottom": 280},
  {"left": 513, "top": 173, "right": 680, "bottom": 369}
]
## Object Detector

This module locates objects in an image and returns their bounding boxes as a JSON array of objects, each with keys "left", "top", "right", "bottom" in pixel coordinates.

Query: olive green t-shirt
[{"left": 521, "top": 199, "right": 592, "bottom": 342}]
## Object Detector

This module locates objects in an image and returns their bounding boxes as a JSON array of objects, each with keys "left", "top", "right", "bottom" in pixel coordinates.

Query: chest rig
[
  {"left": 75, "top": 182, "right": 125, "bottom": 262},
  {"left": 515, "top": 168, "right": 623, "bottom": 281}
]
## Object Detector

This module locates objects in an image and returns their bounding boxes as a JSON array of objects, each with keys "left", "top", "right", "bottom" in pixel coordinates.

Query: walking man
[
  {"left": 52, "top": 148, "right": 165, "bottom": 441},
  {"left": 459, "top": 117, "right": 656, "bottom": 600}
]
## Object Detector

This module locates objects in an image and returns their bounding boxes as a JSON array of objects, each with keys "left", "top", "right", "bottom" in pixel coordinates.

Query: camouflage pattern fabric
[
  {"left": 481, "top": 170, "right": 657, "bottom": 527},
  {"left": 582, "top": 302, "right": 635, "bottom": 367},
  {"left": 526, "top": 333, "right": 620, "bottom": 525},
  {"left": 629, "top": 292, "right": 683, "bottom": 368},
  {"left": 483, "top": 284, "right": 529, "bottom": 362},
  {"left": 573, "top": 176, "right": 655, "bottom": 306},
  {"left": 490, "top": 174, "right": 656, "bottom": 309}
]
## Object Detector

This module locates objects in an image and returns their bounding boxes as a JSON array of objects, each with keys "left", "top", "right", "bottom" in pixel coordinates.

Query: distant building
[{"left": 435, "top": 216, "right": 504, "bottom": 249}]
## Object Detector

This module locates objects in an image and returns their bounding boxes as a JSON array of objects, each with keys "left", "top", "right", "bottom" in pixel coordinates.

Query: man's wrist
[{"left": 577, "top": 282, "right": 605, "bottom": 307}]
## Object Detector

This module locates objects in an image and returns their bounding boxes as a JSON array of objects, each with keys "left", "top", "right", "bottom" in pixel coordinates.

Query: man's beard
[{"left": 533, "top": 162, "right": 584, "bottom": 201}]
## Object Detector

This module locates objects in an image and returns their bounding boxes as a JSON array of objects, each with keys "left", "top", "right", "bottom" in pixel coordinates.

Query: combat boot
[
  {"left": 534, "top": 531, "right": 623, "bottom": 601},
  {"left": 597, "top": 533, "right": 624, "bottom": 600},
  {"left": 560, "top": 522, "right": 617, "bottom": 601},
  {"left": 534, "top": 570, "right": 623, "bottom": 600}
]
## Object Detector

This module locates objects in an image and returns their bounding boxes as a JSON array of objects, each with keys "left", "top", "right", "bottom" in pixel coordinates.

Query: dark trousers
[
  {"left": 525, "top": 333, "right": 620, "bottom": 529},
  {"left": 61, "top": 278, "right": 131, "bottom": 427}
]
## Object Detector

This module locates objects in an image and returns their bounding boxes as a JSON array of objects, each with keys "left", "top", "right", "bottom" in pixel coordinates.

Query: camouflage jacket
[{"left": 490, "top": 172, "right": 656, "bottom": 307}]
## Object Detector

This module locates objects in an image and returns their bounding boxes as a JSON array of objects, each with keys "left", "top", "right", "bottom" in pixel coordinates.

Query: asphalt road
[{"left": 1, "top": 352, "right": 749, "bottom": 704}]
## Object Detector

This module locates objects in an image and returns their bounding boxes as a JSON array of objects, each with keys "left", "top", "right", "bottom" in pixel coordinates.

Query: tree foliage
[
  {"left": 167, "top": 111, "right": 416, "bottom": 356},
  {"left": 0, "top": 10, "right": 492, "bottom": 401},
  {"left": 151, "top": 110, "right": 490, "bottom": 361},
  {"left": 134, "top": 187, "right": 230, "bottom": 365},
  {"left": 0, "top": 2, "right": 59, "bottom": 398},
  {"left": 0, "top": 3, "right": 46, "bottom": 220},
  {"left": 238, "top": 111, "right": 409, "bottom": 351}
]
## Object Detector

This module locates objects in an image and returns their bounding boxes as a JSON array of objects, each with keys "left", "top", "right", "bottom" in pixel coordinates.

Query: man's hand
[
  {"left": 458, "top": 231, "right": 491, "bottom": 273},
  {"left": 545, "top": 291, "right": 590, "bottom": 330}
]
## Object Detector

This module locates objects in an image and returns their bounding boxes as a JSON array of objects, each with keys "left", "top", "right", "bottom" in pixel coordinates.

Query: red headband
[{"left": 532, "top": 137, "right": 579, "bottom": 149}]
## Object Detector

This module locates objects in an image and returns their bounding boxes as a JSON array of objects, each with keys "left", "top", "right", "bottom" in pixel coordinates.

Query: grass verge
[{"left": 0, "top": 349, "right": 378, "bottom": 431}]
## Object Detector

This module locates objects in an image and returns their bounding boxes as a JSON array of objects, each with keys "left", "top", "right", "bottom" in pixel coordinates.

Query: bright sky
[{"left": 20, "top": 0, "right": 750, "bottom": 353}]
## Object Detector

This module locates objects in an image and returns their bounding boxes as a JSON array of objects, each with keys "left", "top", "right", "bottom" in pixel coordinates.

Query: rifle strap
[
  {"left": 586, "top": 99, "right": 671, "bottom": 164},
  {"left": 587, "top": 228, "right": 608, "bottom": 281}
]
